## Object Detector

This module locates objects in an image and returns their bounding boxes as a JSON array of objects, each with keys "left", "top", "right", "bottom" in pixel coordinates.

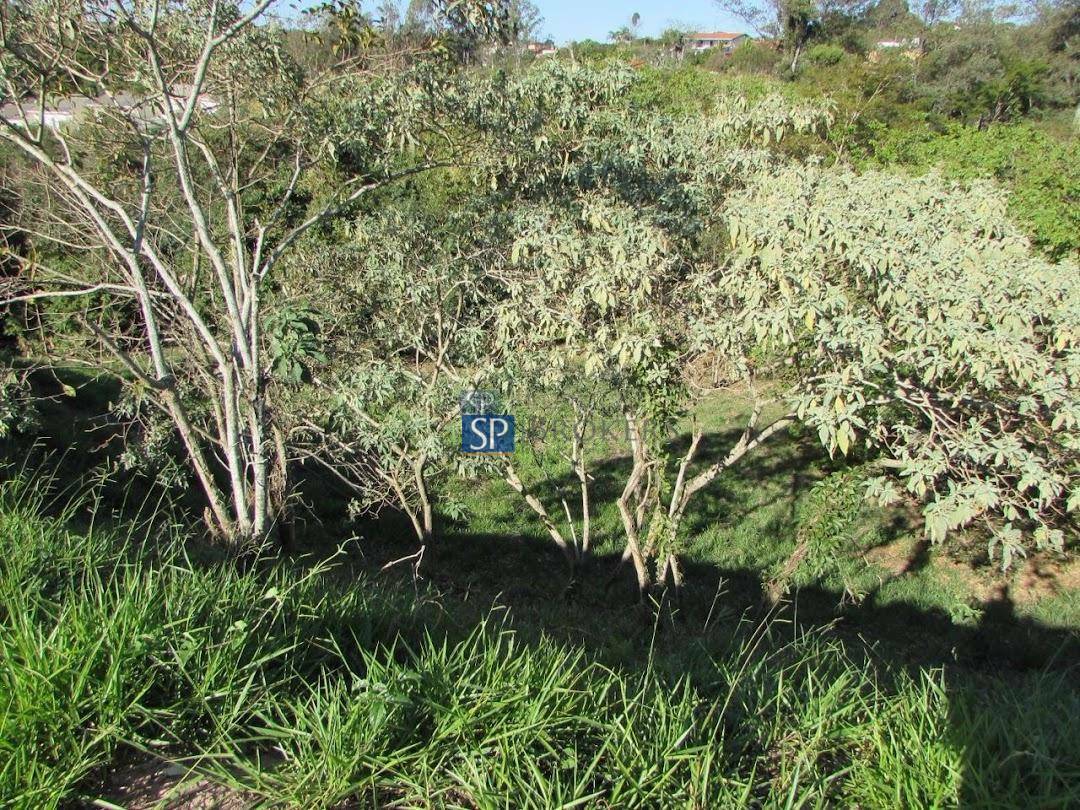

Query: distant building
[
  {"left": 689, "top": 32, "right": 749, "bottom": 53},
  {"left": 869, "top": 37, "right": 923, "bottom": 61},
  {"left": 526, "top": 41, "right": 558, "bottom": 57},
  {"left": 0, "top": 95, "right": 94, "bottom": 129},
  {"left": 874, "top": 36, "right": 921, "bottom": 50}
]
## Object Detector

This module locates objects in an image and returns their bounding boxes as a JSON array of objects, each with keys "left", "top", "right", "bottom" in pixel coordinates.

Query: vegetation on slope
[
  {"left": 1, "top": 0, "right": 1078, "bottom": 805},
  {"left": 1, "top": 474, "right": 1078, "bottom": 808}
]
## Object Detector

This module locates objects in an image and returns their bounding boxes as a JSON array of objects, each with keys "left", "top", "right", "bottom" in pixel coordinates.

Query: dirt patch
[
  {"left": 865, "top": 536, "right": 1079, "bottom": 609},
  {"left": 931, "top": 554, "right": 999, "bottom": 603},
  {"left": 1011, "top": 554, "right": 1080, "bottom": 606},
  {"left": 96, "top": 758, "right": 251, "bottom": 809},
  {"left": 862, "top": 536, "right": 926, "bottom": 578}
]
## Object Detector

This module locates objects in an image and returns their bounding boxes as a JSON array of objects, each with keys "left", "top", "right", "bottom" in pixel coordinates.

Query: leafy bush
[
  {"left": 713, "top": 40, "right": 784, "bottom": 75},
  {"left": 628, "top": 65, "right": 747, "bottom": 114},
  {"left": 266, "top": 306, "right": 327, "bottom": 385},
  {"left": 700, "top": 164, "right": 1079, "bottom": 561},
  {"left": 858, "top": 122, "right": 1080, "bottom": 259},
  {"left": 0, "top": 365, "right": 35, "bottom": 439},
  {"left": 781, "top": 469, "right": 875, "bottom": 597},
  {"left": 916, "top": 23, "right": 1061, "bottom": 124},
  {"left": 807, "top": 43, "right": 846, "bottom": 67}
]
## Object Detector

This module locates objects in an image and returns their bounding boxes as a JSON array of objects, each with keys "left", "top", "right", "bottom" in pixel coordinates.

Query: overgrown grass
[
  {"left": 2, "top": 474, "right": 1079, "bottom": 808},
  {"left": 0, "top": 474, "right": 429, "bottom": 807}
]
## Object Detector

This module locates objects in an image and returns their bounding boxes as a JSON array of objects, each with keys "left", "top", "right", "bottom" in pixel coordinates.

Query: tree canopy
[{"left": 1, "top": 0, "right": 1075, "bottom": 585}]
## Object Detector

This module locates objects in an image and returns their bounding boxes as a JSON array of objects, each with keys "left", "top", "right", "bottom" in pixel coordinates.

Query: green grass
[
  {"left": 1, "top": 473, "right": 1079, "bottom": 808},
  {"left": 448, "top": 388, "right": 1077, "bottom": 635}
]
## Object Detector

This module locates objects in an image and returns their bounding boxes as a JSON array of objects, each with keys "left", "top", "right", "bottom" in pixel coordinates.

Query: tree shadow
[
  {"left": 350, "top": 520, "right": 1080, "bottom": 675},
  {"left": 9, "top": 381, "right": 1080, "bottom": 804},
  {"left": 342, "top": 517, "right": 1080, "bottom": 803},
  {"left": 311, "top": 412, "right": 1079, "bottom": 676}
]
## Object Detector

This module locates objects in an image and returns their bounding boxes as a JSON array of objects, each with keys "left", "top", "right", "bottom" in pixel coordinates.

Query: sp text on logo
[
  {"left": 461, "top": 413, "right": 515, "bottom": 453},
  {"left": 460, "top": 389, "right": 514, "bottom": 453}
]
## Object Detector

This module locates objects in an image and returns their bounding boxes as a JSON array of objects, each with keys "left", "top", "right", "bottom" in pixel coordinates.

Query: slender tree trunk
[
  {"left": 789, "top": 43, "right": 802, "bottom": 75},
  {"left": 668, "top": 553, "right": 683, "bottom": 596},
  {"left": 413, "top": 454, "right": 435, "bottom": 546},
  {"left": 162, "top": 387, "right": 234, "bottom": 538},
  {"left": 571, "top": 409, "right": 591, "bottom": 556},
  {"left": 505, "top": 462, "right": 575, "bottom": 565},
  {"left": 616, "top": 413, "right": 652, "bottom": 598}
]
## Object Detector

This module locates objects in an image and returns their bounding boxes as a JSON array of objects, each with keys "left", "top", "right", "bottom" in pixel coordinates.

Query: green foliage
[
  {"left": 0, "top": 364, "right": 36, "bottom": 439},
  {"left": 916, "top": 22, "right": 1064, "bottom": 124},
  {"left": 564, "top": 38, "right": 617, "bottom": 62},
  {"left": 628, "top": 65, "right": 733, "bottom": 114},
  {"left": 0, "top": 476, "right": 425, "bottom": 807},
  {"left": 787, "top": 469, "right": 870, "bottom": 587},
  {"left": 2, "top": 478, "right": 1078, "bottom": 807},
  {"left": 306, "top": 0, "right": 380, "bottom": 60},
  {"left": 499, "top": 193, "right": 682, "bottom": 388},
  {"left": 110, "top": 385, "right": 189, "bottom": 488},
  {"left": 306, "top": 206, "right": 502, "bottom": 532},
  {"left": 266, "top": 307, "right": 327, "bottom": 385},
  {"left": 857, "top": 122, "right": 1080, "bottom": 259},
  {"left": 631, "top": 63, "right": 804, "bottom": 115},
  {"left": 697, "top": 164, "right": 1079, "bottom": 561},
  {"left": 715, "top": 39, "right": 786, "bottom": 75},
  {"left": 807, "top": 42, "right": 847, "bottom": 66}
]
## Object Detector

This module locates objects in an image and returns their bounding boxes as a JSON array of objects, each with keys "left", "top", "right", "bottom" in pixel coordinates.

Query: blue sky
[
  {"left": 291, "top": 2, "right": 752, "bottom": 47},
  {"left": 529, "top": 1, "right": 749, "bottom": 44}
]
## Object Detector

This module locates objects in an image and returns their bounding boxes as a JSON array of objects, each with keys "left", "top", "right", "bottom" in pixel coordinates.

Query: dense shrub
[
  {"left": 807, "top": 43, "right": 847, "bottom": 66},
  {"left": 712, "top": 40, "right": 785, "bottom": 75},
  {"left": 856, "top": 121, "right": 1080, "bottom": 258},
  {"left": 707, "top": 163, "right": 1079, "bottom": 559}
]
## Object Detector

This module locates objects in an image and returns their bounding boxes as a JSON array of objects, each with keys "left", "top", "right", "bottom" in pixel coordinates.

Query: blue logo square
[{"left": 462, "top": 414, "right": 515, "bottom": 453}]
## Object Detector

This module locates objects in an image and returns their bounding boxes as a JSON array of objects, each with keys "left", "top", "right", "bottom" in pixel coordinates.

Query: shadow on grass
[
  {"left": 324, "top": 513, "right": 1080, "bottom": 805},
  {"left": 355, "top": 524, "right": 1080, "bottom": 676},
  {"left": 335, "top": 417, "right": 1080, "bottom": 678},
  {"left": 3, "top": 457, "right": 1080, "bottom": 807},
  {"left": 8, "top": 371, "right": 1076, "bottom": 678},
  {"left": 6, "top": 372, "right": 1080, "bottom": 805}
]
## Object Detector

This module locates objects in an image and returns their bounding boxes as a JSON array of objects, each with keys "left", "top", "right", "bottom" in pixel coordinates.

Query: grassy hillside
[
  {"left": 2, "top": 467, "right": 1079, "bottom": 808},
  {"left": 1, "top": 9, "right": 1077, "bottom": 807}
]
